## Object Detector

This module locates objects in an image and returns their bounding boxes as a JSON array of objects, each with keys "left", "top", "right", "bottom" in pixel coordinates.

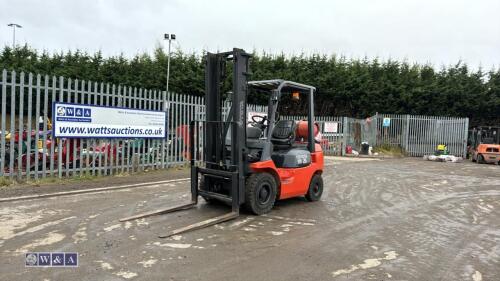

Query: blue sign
[
  {"left": 75, "top": 108, "right": 83, "bottom": 117},
  {"left": 51, "top": 253, "right": 65, "bottom": 266},
  {"left": 65, "top": 107, "right": 75, "bottom": 116},
  {"left": 56, "top": 104, "right": 92, "bottom": 123},
  {"left": 38, "top": 253, "right": 51, "bottom": 266},
  {"left": 84, "top": 108, "right": 91, "bottom": 117},
  {"left": 26, "top": 252, "right": 78, "bottom": 267},
  {"left": 382, "top": 118, "right": 391, "bottom": 127},
  {"left": 65, "top": 253, "right": 78, "bottom": 266}
]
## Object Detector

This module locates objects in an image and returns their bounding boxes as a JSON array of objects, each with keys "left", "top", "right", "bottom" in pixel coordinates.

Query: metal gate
[{"left": 344, "top": 113, "right": 469, "bottom": 157}]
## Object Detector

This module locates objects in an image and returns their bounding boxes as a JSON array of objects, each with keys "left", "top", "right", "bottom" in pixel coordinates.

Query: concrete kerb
[{"left": 0, "top": 178, "right": 190, "bottom": 203}]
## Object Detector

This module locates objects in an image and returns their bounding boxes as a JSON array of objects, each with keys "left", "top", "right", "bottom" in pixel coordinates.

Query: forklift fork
[
  {"left": 118, "top": 201, "right": 197, "bottom": 222},
  {"left": 119, "top": 164, "right": 241, "bottom": 238},
  {"left": 120, "top": 160, "right": 240, "bottom": 238},
  {"left": 119, "top": 201, "right": 239, "bottom": 238}
]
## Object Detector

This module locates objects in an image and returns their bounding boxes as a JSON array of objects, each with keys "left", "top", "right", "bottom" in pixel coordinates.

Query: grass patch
[
  {"left": 0, "top": 177, "right": 13, "bottom": 187},
  {"left": 8, "top": 165, "right": 187, "bottom": 188},
  {"left": 373, "top": 144, "right": 406, "bottom": 157}
]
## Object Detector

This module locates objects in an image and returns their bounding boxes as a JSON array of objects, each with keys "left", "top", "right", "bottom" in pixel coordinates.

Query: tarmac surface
[{"left": 0, "top": 157, "right": 499, "bottom": 281}]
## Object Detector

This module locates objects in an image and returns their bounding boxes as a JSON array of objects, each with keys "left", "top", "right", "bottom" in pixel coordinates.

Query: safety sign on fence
[
  {"left": 53, "top": 102, "right": 167, "bottom": 139},
  {"left": 324, "top": 122, "right": 339, "bottom": 133},
  {"left": 382, "top": 117, "right": 391, "bottom": 127}
]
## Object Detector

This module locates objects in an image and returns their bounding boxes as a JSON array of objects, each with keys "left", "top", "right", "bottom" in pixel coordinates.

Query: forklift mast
[
  {"left": 205, "top": 49, "right": 249, "bottom": 169},
  {"left": 471, "top": 126, "right": 500, "bottom": 148},
  {"left": 195, "top": 48, "right": 250, "bottom": 208}
]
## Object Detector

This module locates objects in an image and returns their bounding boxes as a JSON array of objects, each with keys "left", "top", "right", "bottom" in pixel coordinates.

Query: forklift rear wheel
[
  {"left": 244, "top": 172, "right": 277, "bottom": 215},
  {"left": 305, "top": 174, "right": 323, "bottom": 202},
  {"left": 477, "top": 154, "right": 485, "bottom": 164}
]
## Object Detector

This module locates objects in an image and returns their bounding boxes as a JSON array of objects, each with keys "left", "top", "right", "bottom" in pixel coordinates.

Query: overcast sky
[{"left": 1, "top": 0, "right": 499, "bottom": 69}]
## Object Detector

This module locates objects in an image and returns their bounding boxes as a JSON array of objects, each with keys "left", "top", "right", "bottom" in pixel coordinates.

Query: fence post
[
  {"left": 405, "top": 114, "right": 410, "bottom": 152},
  {"left": 342, "top": 116, "right": 348, "bottom": 156},
  {"left": 17, "top": 72, "right": 25, "bottom": 181},
  {"left": 26, "top": 73, "right": 33, "bottom": 180},
  {"left": 0, "top": 70, "right": 6, "bottom": 177},
  {"left": 9, "top": 71, "right": 17, "bottom": 180},
  {"left": 463, "top": 118, "right": 469, "bottom": 158},
  {"left": 161, "top": 90, "right": 167, "bottom": 169}
]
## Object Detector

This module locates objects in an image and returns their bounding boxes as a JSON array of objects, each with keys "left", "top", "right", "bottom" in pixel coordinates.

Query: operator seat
[
  {"left": 271, "top": 120, "right": 296, "bottom": 150},
  {"left": 271, "top": 120, "right": 311, "bottom": 168}
]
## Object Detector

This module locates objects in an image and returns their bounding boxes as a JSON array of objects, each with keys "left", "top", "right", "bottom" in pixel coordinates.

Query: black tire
[
  {"left": 244, "top": 172, "right": 277, "bottom": 215},
  {"left": 477, "top": 154, "right": 485, "bottom": 164},
  {"left": 199, "top": 176, "right": 216, "bottom": 203},
  {"left": 305, "top": 174, "right": 324, "bottom": 202}
]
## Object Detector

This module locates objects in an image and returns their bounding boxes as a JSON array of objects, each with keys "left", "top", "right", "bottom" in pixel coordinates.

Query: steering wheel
[{"left": 251, "top": 115, "right": 268, "bottom": 131}]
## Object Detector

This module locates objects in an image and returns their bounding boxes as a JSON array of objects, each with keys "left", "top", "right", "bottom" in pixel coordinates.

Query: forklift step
[
  {"left": 158, "top": 211, "right": 239, "bottom": 238},
  {"left": 198, "top": 190, "right": 232, "bottom": 204},
  {"left": 198, "top": 167, "right": 236, "bottom": 179}
]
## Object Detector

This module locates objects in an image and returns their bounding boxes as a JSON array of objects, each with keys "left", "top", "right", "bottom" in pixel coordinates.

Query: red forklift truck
[{"left": 120, "top": 48, "right": 324, "bottom": 238}]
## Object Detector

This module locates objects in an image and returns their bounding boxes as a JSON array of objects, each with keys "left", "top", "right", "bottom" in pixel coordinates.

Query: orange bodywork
[
  {"left": 249, "top": 143, "right": 324, "bottom": 200},
  {"left": 473, "top": 144, "right": 500, "bottom": 164}
]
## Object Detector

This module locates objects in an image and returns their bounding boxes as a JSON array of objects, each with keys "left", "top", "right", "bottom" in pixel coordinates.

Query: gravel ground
[{"left": 0, "top": 157, "right": 499, "bottom": 281}]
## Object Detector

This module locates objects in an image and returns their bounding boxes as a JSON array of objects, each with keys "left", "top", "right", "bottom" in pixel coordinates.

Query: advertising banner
[{"left": 52, "top": 102, "right": 167, "bottom": 139}]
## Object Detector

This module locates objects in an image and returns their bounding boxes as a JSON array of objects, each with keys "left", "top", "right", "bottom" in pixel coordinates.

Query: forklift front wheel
[
  {"left": 244, "top": 172, "right": 277, "bottom": 215},
  {"left": 305, "top": 174, "right": 324, "bottom": 202},
  {"left": 199, "top": 176, "right": 217, "bottom": 204}
]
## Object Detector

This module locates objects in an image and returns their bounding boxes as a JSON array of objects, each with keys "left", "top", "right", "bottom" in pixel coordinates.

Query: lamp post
[
  {"left": 7, "top": 23, "right": 22, "bottom": 49},
  {"left": 164, "top": 33, "right": 176, "bottom": 94}
]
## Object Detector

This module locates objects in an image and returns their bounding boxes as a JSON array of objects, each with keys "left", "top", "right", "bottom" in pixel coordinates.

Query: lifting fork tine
[
  {"left": 119, "top": 201, "right": 197, "bottom": 222},
  {"left": 158, "top": 211, "right": 239, "bottom": 238}
]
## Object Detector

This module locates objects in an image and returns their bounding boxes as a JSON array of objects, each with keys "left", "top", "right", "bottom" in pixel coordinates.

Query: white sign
[
  {"left": 53, "top": 102, "right": 167, "bottom": 139},
  {"left": 324, "top": 122, "right": 338, "bottom": 133},
  {"left": 383, "top": 118, "right": 391, "bottom": 127}
]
